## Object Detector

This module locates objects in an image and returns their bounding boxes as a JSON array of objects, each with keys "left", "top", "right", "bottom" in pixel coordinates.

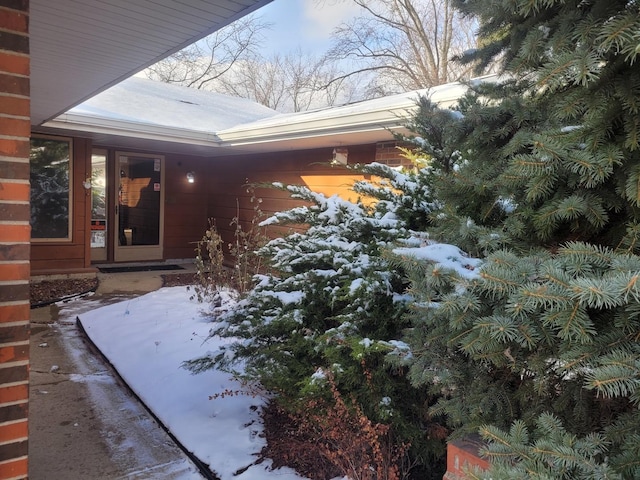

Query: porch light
[{"left": 186, "top": 171, "right": 195, "bottom": 183}]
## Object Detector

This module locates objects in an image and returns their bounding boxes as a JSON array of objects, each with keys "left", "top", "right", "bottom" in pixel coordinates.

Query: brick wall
[
  {"left": 374, "top": 141, "right": 414, "bottom": 168},
  {"left": 0, "top": 1, "right": 30, "bottom": 479},
  {"left": 443, "top": 436, "right": 490, "bottom": 479}
]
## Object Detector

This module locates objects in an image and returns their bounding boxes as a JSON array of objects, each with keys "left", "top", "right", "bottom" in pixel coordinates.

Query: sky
[{"left": 255, "top": 0, "right": 361, "bottom": 56}]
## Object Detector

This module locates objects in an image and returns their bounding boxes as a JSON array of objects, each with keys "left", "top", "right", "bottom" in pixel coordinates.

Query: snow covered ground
[
  {"left": 77, "top": 287, "right": 307, "bottom": 480},
  {"left": 73, "top": 241, "right": 479, "bottom": 479}
]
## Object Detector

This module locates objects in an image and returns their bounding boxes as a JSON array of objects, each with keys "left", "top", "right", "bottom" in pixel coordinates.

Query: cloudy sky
[{"left": 257, "top": 0, "right": 361, "bottom": 56}]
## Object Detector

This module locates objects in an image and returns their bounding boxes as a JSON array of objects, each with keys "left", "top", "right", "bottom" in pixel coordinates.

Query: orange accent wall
[{"left": 204, "top": 145, "right": 377, "bottom": 251}]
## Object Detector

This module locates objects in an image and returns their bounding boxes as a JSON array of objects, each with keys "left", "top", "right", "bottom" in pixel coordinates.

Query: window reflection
[{"left": 30, "top": 137, "right": 72, "bottom": 240}]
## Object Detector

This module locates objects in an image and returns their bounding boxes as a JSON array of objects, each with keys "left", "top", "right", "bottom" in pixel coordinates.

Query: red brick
[
  {"left": 0, "top": 284, "right": 28, "bottom": 303},
  {"left": 0, "top": 304, "right": 29, "bottom": 323},
  {"left": 0, "top": 0, "right": 29, "bottom": 473},
  {"left": 0, "top": 95, "right": 29, "bottom": 116},
  {"left": 0, "top": 73, "right": 28, "bottom": 96},
  {"left": 0, "top": 51, "right": 28, "bottom": 76},
  {"left": 445, "top": 439, "right": 490, "bottom": 479},
  {"left": 0, "top": 182, "right": 30, "bottom": 202},
  {"left": 0, "top": 456, "right": 27, "bottom": 479},
  {"left": 0, "top": 264, "right": 28, "bottom": 282},
  {"left": 0, "top": 224, "right": 30, "bottom": 242},
  {"left": 0, "top": 51, "right": 31, "bottom": 76},
  {"left": 0, "top": 9, "right": 28, "bottom": 34},
  {"left": 0, "top": 325, "right": 28, "bottom": 344},
  {"left": 0, "top": 344, "right": 27, "bottom": 363},
  {"left": 0, "top": 117, "right": 29, "bottom": 137},
  {"left": 0, "top": 420, "right": 27, "bottom": 446},
  {"left": 0, "top": 138, "right": 29, "bottom": 157},
  {"left": 0, "top": 384, "right": 27, "bottom": 404}
]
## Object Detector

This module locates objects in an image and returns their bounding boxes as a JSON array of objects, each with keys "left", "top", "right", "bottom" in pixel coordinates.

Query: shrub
[
  {"left": 187, "top": 160, "right": 447, "bottom": 479},
  {"left": 192, "top": 189, "right": 267, "bottom": 312}
]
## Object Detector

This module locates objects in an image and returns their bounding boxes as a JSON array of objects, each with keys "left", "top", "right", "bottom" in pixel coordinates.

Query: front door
[{"left": 114, "top": 152, "right": 164, "bottom": 262}]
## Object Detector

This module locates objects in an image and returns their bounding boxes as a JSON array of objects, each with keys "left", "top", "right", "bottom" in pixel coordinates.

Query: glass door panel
[
  {"left": 114, "top": 153, "right": 164, "bottom": 262},
  {"left": 90, "top": 150, "right": 107, "bottom": 262}
]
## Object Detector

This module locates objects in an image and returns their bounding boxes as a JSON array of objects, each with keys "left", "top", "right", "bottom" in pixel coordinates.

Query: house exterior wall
[
  {"left": 162, "top": 153, "right": 209, "bottom": 260},
  {"left": 29, "top": 138, "right": 415, "bottom": 273},
  {"left": 374, "top": 140, "right": 414, "bottom": 168},
  {"left": 205, "top": 144, "right": 377, "bottom": 248},
  {"left": 442, "top": 437, "right": 490, "bottom": 479},
  {"left": 0, "top": 1, "right": 30, "bottom": 478},
  {"left": 30, "top": 137, "right": 92, "bottom": 274},
  {"left": 29, "top": 145, "right": 211, "bottom": 272}
]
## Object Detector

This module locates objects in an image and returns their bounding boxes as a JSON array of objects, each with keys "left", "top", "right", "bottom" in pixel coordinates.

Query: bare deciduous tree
[
  {"left": 146, "top": 0, "right": 480, "bottom": 110},
  {"left": 145, "top": 15, "right": 271, "bottom": 90},
  {"left": 218, "top": 53, "right": 288, "bottom": 110},
  {"left": 324, "top": 0, "right": 480, "bottom": 95},
  {"left": 217, "top": 50, "right": 359, "bottom": 112}
]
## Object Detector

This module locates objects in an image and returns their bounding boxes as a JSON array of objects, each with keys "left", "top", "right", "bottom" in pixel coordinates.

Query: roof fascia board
[
  {"left": 219, "top": 101, "right": 417, "bottom": 136},
  {"left": 43, "top": 113, "right": 221, "bottom": 147},
  {"left": 216, "top": 104, "right": 418, "bottom": 145},
  {"left": 218, "top": 118, "right": 410, "bottom": 147},
  {"left": 216, "top": 82, "right": 468, "bottom": 146}
]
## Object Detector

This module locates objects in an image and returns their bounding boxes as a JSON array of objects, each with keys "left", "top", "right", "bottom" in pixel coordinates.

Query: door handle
[{"left": 115, "top": 205, "right": 118, "bottom": 215}]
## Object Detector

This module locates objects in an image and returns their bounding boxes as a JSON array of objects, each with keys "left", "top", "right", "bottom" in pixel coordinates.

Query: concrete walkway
[{"left": 29, "top": 266, "right": 204, "bottom": 479}]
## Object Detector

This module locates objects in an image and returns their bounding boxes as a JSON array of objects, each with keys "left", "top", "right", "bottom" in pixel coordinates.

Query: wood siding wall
[
  {"left": 29, "top": 139, "right": 408, "bottom": 271},
  {"left": 163, "top": 154, "right": 209, "bottom": 260},
  {"left": 30, "top": 137, "right": 92, "bottom": 274},
  {"left": 205, "top": 144, "right": 377, "bottom": 252},
  {"left": 0, "top": 1, "right": 30, "bottom": 478}
]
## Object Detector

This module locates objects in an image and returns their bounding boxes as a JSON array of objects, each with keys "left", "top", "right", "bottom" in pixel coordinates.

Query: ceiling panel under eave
[{"left": 30, "top": 0, "right": 271, "bottom": 126}]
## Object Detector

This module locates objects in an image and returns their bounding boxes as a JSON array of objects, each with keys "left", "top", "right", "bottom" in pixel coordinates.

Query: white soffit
[{"left": 30, "top": 0, "right": 271, "bottom": 126}]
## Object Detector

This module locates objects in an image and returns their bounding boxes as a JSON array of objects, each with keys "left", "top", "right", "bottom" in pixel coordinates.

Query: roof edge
[{"left": 43, "top": 112, "right": 221, "bottom": 147}]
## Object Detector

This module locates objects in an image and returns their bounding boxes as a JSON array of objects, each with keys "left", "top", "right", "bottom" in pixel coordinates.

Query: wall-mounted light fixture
[
  {"left": 331, "top": 148, "right": 348, "bottom": 166},
  {"left": 186, "top": 171, "right": 195, "bottom": 184}
]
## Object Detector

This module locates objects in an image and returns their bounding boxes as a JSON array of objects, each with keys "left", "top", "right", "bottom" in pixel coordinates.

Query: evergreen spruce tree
[{"left": 393, "top": 0, "right": 640, "bottom": 477}]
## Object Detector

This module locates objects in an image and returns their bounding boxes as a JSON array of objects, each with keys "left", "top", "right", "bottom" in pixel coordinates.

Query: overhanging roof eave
[
  {"left": 42, "top": 112, "right": 222, "bottom": 147},
  {"left": 217, "top": 119, "right": 411, "bottom": 148}
]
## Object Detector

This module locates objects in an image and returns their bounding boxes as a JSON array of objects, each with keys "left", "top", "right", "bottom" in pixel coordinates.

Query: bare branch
[
  {"left": 145, "top": 14, "right": 271, "bottom": 89},
  {"left": 325, "top": 0, "right": 485, "bottom": 94}
]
